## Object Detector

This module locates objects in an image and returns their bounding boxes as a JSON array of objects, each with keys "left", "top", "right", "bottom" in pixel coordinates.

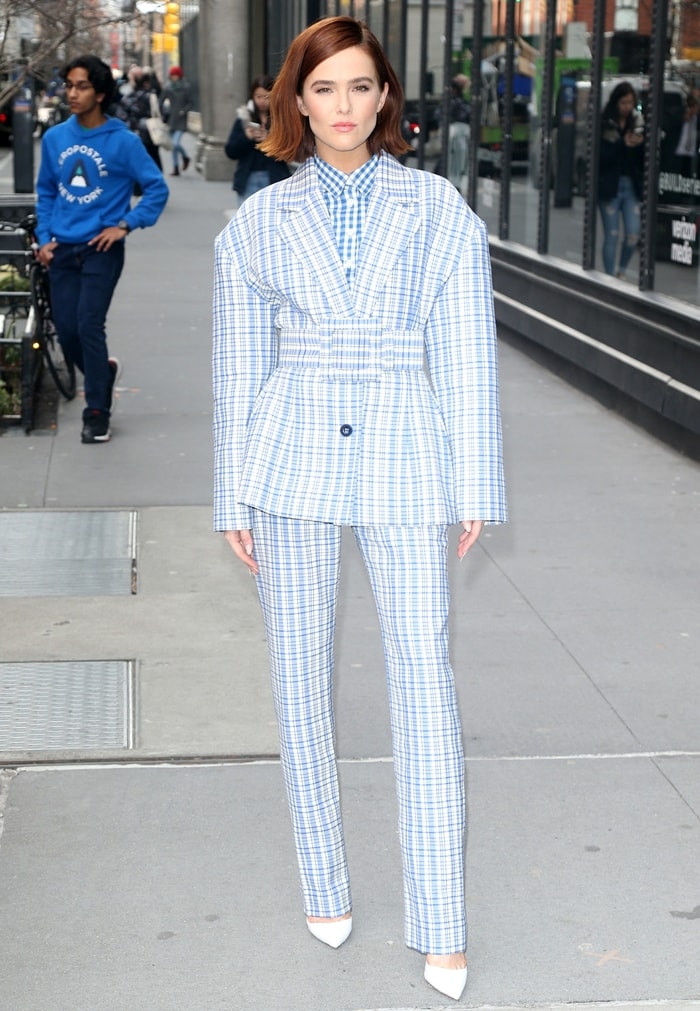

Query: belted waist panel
[{"left": 276, "top": 324, "right": 425, "bottom": 377}]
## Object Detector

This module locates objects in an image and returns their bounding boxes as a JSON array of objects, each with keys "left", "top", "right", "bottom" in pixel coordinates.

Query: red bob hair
[{"left": 260, "top": 16, "right": 411, "bottom": 164}]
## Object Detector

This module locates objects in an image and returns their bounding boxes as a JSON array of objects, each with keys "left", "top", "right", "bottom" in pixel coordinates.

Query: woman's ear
[
  {"left": 377, "top": 82, "right": 389, "bottom": 112},
  {"left": 296, "top": 95, "right": 308, "bottom": 116}
]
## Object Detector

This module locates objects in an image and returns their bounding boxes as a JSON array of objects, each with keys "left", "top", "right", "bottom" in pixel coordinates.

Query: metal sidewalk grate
[
  {"left": 0, "top": 511, "right": 137, "bottom": 597},
  {"left": 0, "top": 660, "right": 136, "bottom": 751}
]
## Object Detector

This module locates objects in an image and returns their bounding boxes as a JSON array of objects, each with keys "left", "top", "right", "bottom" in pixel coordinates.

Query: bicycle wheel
[
  {"left": 30, "top": 263, "right": 76, "bottom": 400},
  {"left": 42, "top": 319, "right": 76, "bottom": 400}
]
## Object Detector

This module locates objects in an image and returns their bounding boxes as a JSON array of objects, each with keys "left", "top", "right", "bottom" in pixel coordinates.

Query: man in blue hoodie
[{"left": 36, "top": 55, "right": 169, "bottom": 444}]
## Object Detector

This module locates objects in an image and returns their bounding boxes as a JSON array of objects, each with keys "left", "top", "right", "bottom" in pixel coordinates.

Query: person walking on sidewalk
[
  {"left": 118, "top": 70, "right": 164, "bottom": 171},
  {"left": 213, "top": 17, "right": 506, "bottom": 1002},
  {"left": 160, "top": 66, "right": 192, "bottom": 176},
  {"left": 598, "top": 81, "right": 644, "bottom": 278},
  {"left": 36, "top": 54, "right": 168, "bottom": 444},
  {"left": 224, "top": 74, "right": 291, "bottom": 203}
]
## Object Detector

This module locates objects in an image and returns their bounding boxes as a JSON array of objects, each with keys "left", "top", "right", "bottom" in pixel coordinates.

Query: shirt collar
[{"left": 315, "top": 154, "right": 379, "bottom": 198}]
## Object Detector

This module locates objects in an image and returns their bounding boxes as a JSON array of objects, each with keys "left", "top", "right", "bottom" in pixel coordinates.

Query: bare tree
[{"left": 0, "top": 0, "right": 139, "bottom": 106}]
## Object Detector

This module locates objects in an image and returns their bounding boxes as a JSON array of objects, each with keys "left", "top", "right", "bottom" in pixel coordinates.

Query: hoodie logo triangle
[{"left": 70, "top": 160, "right": 89, "bottom": 188}]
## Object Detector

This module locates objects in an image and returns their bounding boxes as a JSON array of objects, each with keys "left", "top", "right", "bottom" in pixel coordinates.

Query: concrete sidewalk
[{"left": 1, "top": 154, "right": 699, "bottom": 1010}]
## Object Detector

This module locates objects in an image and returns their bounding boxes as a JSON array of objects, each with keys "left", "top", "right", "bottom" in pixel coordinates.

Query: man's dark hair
[{"left": 62, "top": 55, "right": 116, "bottom": 109}]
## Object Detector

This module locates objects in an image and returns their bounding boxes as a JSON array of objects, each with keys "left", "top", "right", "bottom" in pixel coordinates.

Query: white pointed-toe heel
[
  {"left": 424, "top": 960, "right": 468, "bottom": 1001},
  {"left": 306, "top": 915, "right": 353, "bottom": 949}
]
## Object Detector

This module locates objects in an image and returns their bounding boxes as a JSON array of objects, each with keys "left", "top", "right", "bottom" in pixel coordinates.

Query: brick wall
[{"left": 680, "top": 2, "right": 700, "bottom": 52}]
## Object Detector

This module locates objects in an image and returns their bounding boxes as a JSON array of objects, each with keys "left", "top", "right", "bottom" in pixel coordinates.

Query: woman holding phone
[
  {"left": 224, "top": 74, "right": 291, "bottom": 203},
  {"left": 598, "top": 80, "right": 645, "bottom": 278}
]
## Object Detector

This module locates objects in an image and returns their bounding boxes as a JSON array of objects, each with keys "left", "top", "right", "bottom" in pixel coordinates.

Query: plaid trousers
[{"left": 253, "top": 511, "right": 467, "bottom": 954}]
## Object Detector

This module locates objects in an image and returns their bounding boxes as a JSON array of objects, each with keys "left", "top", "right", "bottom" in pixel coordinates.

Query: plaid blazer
[{"left": 213, "top": 154, "right": 506, "bottom": 530}]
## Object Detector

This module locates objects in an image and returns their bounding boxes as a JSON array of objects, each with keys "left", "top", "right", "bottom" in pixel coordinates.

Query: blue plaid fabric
[
  {"left": 213, "top": 152, "right": 506, "bottom": 954},
  {"left": 315, "top": 154, "right": 377, "bottom": 284},
  {"left": 253, "top": 512, "right": 466, "bottom": 954},
  {"left": 212, "top": 153, "right": 507, "bottom": 532}
]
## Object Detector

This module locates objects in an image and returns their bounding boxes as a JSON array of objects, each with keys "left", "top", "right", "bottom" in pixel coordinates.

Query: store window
[
  {"left": 461, "top": 0, "right": 699, "bottom": 308},
  {"left": 654, "top": 79, "right": 700, "bottom": 302},
  {"left": 614, "top": 0, "right": 639, "bottom": 32},
  {"left": 463, "top": 1, "right": 590, "bottom": 266}
]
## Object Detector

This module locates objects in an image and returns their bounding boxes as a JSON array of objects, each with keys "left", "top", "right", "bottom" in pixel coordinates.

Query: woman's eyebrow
[{"left": 309, "top": 76, "right": 375, "bottom": 86}]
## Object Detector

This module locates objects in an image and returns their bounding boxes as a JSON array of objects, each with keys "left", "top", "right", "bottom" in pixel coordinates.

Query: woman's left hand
[{"left": 457, "top": 520, "right": 483, "bottom": 560}]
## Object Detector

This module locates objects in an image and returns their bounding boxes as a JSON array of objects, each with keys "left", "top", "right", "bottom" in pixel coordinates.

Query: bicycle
[{"left": 23, "top": 213, "right": 76, "bottom": 401}]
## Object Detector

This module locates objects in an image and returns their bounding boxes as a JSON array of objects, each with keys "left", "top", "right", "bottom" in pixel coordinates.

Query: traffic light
[
  {"left": 154, "top": 1, "right": 179, "bottom": 55},
  {"left": 163, "top": 2, "right": 180, "bottom": 37}
]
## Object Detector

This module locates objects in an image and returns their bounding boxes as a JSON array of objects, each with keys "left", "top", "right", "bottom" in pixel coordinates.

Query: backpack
[{"left": 119, "top": 90, "right": 149, "bottom": 131}]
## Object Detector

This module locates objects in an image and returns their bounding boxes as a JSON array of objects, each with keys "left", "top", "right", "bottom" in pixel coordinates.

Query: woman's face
[
  {"left": 297, "top": 46, "right": 388, "bottom": 172},
  {"left": 253, "top": 88, "right": 271, "bottom": 114},
  {"left": 616, "top": 92, "right": 635, "bottom": 119}
]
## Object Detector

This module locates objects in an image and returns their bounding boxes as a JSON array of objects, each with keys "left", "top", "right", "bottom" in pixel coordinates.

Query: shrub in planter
[
  {"left": 0, "top": 265, "right": 30, "bottom": 305},
  {"left": 0, "top": 377, "right": 20, "bottom": 417}
]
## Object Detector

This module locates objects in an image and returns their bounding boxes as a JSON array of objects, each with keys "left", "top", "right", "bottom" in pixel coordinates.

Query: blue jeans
[
  {"left": 49, "top": 242, "right": 124, "bottom": 418},
  {"left": 599, "top": 175, "right": 640, "bottom": 275},
  {"left": 171, "top": 129, "right": 188, "bottom": 169},
  {"left": 239, "top": 169, "right": 271, "bottom": 204}
]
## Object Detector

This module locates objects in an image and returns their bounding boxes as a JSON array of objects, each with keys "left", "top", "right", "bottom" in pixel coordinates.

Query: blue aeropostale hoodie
[{"left": 36, "top": 115, "right": 169, "bottom": 246}]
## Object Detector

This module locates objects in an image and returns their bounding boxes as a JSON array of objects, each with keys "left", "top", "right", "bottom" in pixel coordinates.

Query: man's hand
[
  {"left": 89, "top": 226, "right": 128, "bottom": 252},
  {"left": 37, "top": 241, "right": 58, "bottom": 266}
]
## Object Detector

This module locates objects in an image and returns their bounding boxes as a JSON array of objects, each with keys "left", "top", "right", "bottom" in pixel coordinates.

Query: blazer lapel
[
  {"left": 352, "top": 155, "right": 420, "bottom": 313},
  {"left": 277, "top": 161, "right": 354, "bottom": 317}
]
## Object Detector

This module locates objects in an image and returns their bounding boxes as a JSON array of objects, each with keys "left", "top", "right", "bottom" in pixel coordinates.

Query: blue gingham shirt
[{"left": 315, "top": 154, "right": 378, "bottom": 284}]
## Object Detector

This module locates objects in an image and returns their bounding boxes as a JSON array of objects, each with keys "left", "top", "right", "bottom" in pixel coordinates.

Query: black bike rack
[{"left": 0, "top": 194, "right": 40, "bottom": 433}]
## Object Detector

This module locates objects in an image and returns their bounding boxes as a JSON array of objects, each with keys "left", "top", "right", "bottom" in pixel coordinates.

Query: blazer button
[{"left": 340, "top": 424, "right": 353, "bottom": 437}]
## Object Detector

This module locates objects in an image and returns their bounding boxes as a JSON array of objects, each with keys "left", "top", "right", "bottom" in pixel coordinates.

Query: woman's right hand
[{"left": 224, "top": 530, "right": 258, "bottom": 575}]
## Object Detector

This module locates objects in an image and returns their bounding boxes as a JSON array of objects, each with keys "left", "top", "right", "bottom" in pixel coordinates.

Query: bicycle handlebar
[{"left": 0, "top": 214, "right": 38, "bottom": 235}]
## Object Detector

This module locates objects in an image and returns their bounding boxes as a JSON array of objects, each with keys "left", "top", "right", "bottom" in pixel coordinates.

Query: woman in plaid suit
[{"left": 213, "top": 16, "right": 506, "bottom": 1001}]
